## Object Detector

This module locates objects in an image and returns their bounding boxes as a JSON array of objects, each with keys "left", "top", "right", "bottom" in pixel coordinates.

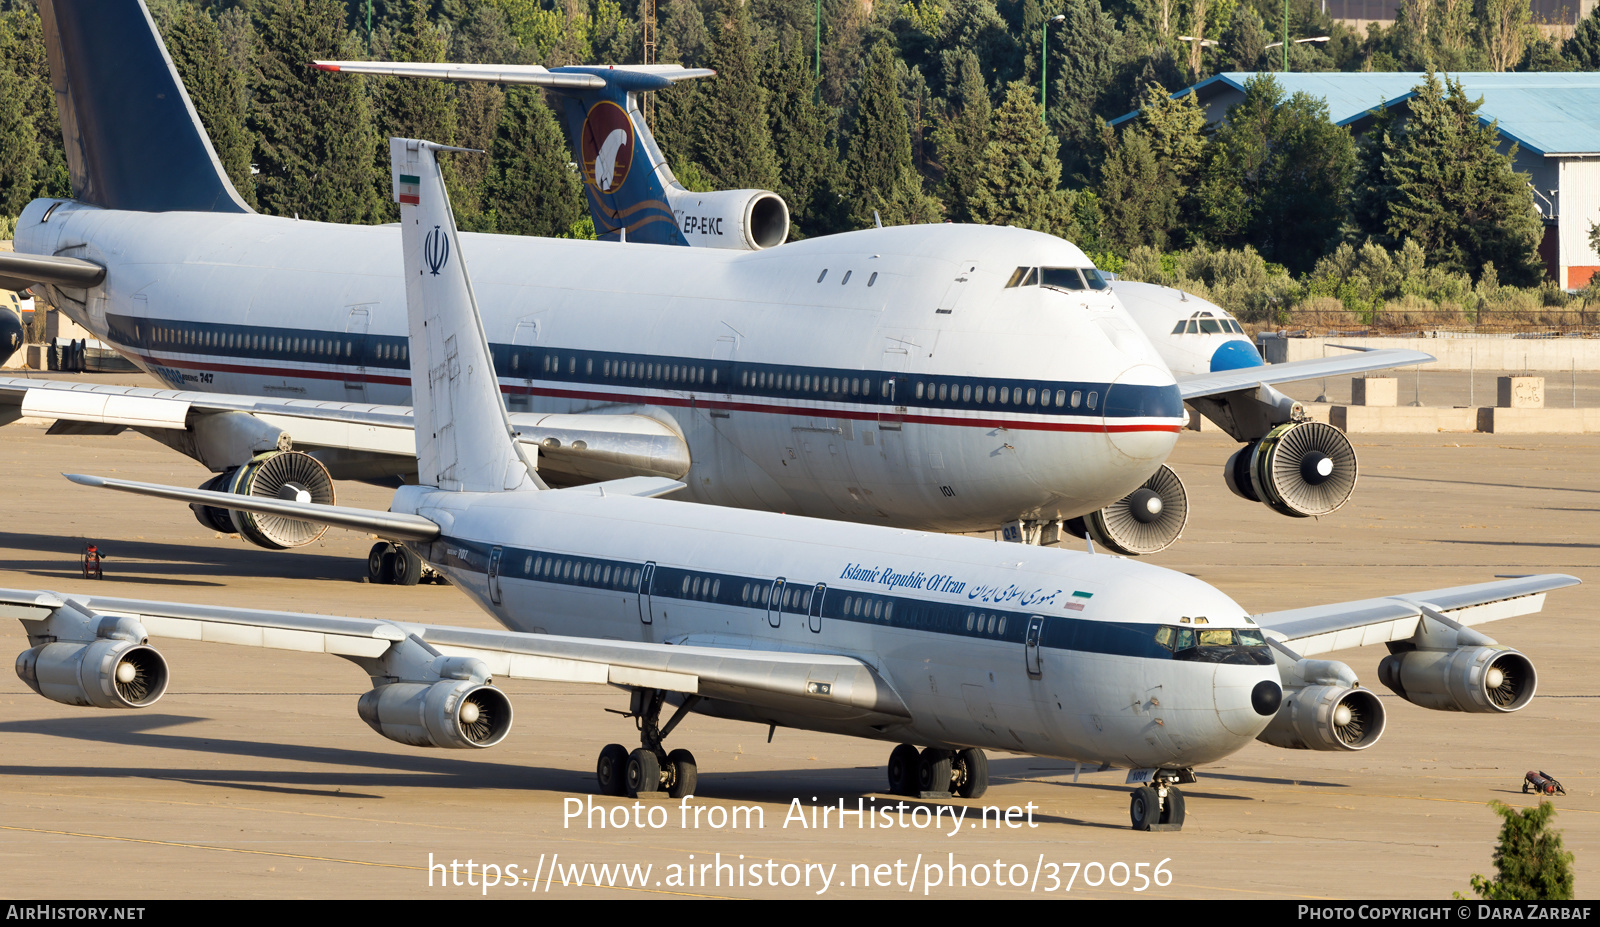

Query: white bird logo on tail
[{"left": 594, "top": 128, "right": 628, "bottom": 192}]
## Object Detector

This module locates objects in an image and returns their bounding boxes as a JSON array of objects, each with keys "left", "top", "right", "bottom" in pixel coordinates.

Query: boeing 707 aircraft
[{"left": 8, "top": 139, "right": 1571, "bottom": 832}]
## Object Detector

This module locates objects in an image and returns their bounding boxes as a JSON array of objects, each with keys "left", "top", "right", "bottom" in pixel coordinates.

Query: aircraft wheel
[
  {"left": 1129, "top": 786, "right": 1159, "bottom": 831},
  {"left": 626, "top": 748, "right": 661, "bottom": 798},
  {"left": 368, "top": 542, "right": 395, "bottom": 584},
  {"left": 393, "top": 546, "right": 423, "bottom": 586},
  {"left": 1160, "top": 787, "right": 1186, "bottom": 829},
  {"left": 953, "top": 748, "right": 989, "bottom": 799},
  {"left": 596, "top": 743, "right": 628, "bottom": 796},
  {"left": 667, "top": 748, "right": 698, "bottom": 799},
  {"left": 886, "top": 743, "right": 919, "bottom": 796},
  {"left": 917, "top": 748, "right": 953, "bottom": 794}
]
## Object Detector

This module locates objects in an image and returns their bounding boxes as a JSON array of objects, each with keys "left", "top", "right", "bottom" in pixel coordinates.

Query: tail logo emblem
[
  {"left": 424, "top": 226, "right": 449, "bottom": 276},
  {"left": 580, "top": 101, "right": 634, "bottom": 195}
]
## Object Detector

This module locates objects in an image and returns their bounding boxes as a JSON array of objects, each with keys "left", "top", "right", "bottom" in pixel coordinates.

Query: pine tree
[
  {"left": 766, "top": 40, "right": 843, "bottom": 238},
  {"left": 1382, "top": 72, "right": 1544, "bottom": 284},
  {"left": 697, "top": 0, "right": 781, "bottom": 192},
  {"left": 934, "top": 49, "right": 992, "bottom": 224},
  {"left": 843, "top": 43, "right": 940, "bottom": 227},
  {"left": 1195, "top": 73, "right": 1355, "bottom": 273},
  {"left": 373, "top": 0, "right": 458, "bottom": 221},
  {"left": 1220, "top": 3, "right": 1269, "bottom": 70},
  {"left": 162, "top": 4, "right": 258, "bottom": 208},
  {"left": 1463, "top": 801, "right": 1575, "bottom": 900},
  {"left": 2, "top": 7, "right": 67, "bottom": 205},
  {"left": 251, "top": 0, "right": 384, "bottom": 224},
  {"left": 1564, "top": 1, "right": 1600, "bottom": 69},
  {"left": 0, "top": 13, "right": 41, "bottom": 218},
  {"left": 484, "top": 87, "right": 584, "bottom": 238},
  {"left": 967, "top": 82, "right": 1074, "bottom": 236},
  {"left": 1347, "top": 105, "right": 1401, "bottom": 248},
  {"left": 1095, "top": 122, "right": 1179, "bottom": 252},
  {"left": 1048, "top": 0, "right": 1123, "bottom": 183}
]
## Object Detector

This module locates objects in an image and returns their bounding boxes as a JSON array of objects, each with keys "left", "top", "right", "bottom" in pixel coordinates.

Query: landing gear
[
  {"left": 366, "top": 541, "right": 440, "bottom": 585},
  {"left": 1129, "top": 773, "right": 1188, "bottom": 831},
  {"left": 594, "top": 689, "right": 702, "bottom": 798},
  {"left": 885, "top": 744, "right": 988, "bottom": 798},
  {"left": 952, "top": 748, "right": 989, "bottom": 799}
]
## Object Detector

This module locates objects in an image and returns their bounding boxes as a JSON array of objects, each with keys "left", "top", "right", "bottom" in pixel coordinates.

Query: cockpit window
[
  {"left": 1039, "top": 267, "right": 1086, "bottom": 291},
  {"left": 1081, "top": 268, "right": 1108, "bottom": 290},
  {"left": 1153, "top": 625, "right": 1271, "bottom": 664}
]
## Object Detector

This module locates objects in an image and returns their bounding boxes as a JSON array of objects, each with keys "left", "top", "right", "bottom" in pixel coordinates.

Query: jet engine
[
  {"left": 0, "top": 305, "right": 21, "bottom": 367},
  {"left": 1064, "top": 464, "right": 1188, "bottom": 555},
  {"left": 189, "top": 450, "right": 335, "bottom": 549},
  {"left": 667, "top": 189, "right": 790, "bottom": 251},
  {"left": 357, "top": 679, "right": 513, "bottom": 749},
  {"left": 1377, "top": 646, "right": 1536, "bottom": 713},
  {"left": 1225, "top": 421, "right": 1356, "bottom": 518},
  {"left": 1257, "top": 684, "right": 1386, "bottom": 751},
  {"left": 16, "top": 639, "right": 169, "bottom": 709}
]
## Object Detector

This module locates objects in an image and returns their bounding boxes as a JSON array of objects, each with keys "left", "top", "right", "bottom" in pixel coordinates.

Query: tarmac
[{"left": 0, "top": 380, "right": 1595, "bottom": 899}]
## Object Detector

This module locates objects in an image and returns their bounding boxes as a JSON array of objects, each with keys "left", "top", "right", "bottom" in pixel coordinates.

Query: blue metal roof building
[{"left": 1113, "top": 72, "right": 1600, "bottom": 287}]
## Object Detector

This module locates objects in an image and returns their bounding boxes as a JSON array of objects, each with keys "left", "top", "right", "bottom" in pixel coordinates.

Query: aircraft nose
[
  {"left": 1214, "top": 665, "right": 1281, "bottom": 737},
  {"left": 1101, "top": 363, "right": 1182, "bottom": 463},
  {"left": 1209, "top": 339, "right": 1264, "bottom": 372}
]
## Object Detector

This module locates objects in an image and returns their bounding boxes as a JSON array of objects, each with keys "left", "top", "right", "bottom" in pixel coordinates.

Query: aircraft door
[
  {"left": 343, "top": 305, "right": 372, "bottom": 402},
  {"left": 935, "top": 261, "right": 979, "bottom": 316},
  {"left": 637, "top": 562, "right": 656, "bottom": 624},
  {"left": 767, "top": 578, "right": 786, "bottom": 628},
  {"left": 808, "top": 583, "right": 826, "bottom": 633},
  {"left": 509, "top": 318, "right": 540, "bottom": 412},
  {"left": 1025, "top": 615, "right": 1045, "bottom": 677},
  {"left": 488, "top": 546, "right": 504, "bottom": 605}
]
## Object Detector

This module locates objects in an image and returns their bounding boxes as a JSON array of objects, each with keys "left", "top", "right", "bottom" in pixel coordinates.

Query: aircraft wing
[
  {"left": 1178, "top": 348, "right": 1435, "bottom": 401},
  {"left": 0, "top": 251, "right": 105, "bottom": 292},
  {"left": 1252, "top": 574, "right": 1580, "bottom": 657},
  {"left": 0, "top": 588, "right": 911, "bottom": 725},
  {"left": 0, "top": 376, "right": 690, "bottom": 483}
]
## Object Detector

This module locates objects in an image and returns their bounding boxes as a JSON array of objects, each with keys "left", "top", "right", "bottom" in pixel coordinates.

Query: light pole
[
  {"left": 1041, "top": 13, "right": 1064, "bottom": 124},
  {"left": 1264, "top": 35, "right": 1330, "bottom": 72}
]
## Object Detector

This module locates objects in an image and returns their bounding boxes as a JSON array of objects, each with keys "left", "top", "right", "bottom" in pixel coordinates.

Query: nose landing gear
[
  {"left": 595, "top": 688, "right": 702, "bottom": 799},
  {"left": 1129, "top": 771, "right": 1188, "bottom": 831}
]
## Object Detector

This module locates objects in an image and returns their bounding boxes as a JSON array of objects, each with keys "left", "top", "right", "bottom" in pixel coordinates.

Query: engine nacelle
[
  {"left": 16, "top": 639, "right": 169, "bottom": 709},
  {"left": 666, "top": 188, "right": 789, "bottom": 251},
  {"left": 1063, "top": 463, "right": 1188, "bottom": 555},
  {"left": 1378, "top": 646, "right": 1536, "bottom": 713},
  {"left": 1257, "top": 684, "right": 1386, "bottom": 751},
  {"left": 357, "top": 680, "right": 513, "bottom": 749},
  {"left": 188, "top": 450, "right": 335, "bottom": 549},
  {"left": 1225, "top": 420, "right": 1357, "bottom": 518}
]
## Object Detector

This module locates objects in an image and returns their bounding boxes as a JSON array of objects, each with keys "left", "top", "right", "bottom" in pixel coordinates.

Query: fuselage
[
  {"left": 1116, "top": 281, "right": 1264, "bottom": 377},
  {"left": 395, "top": 482, "right": 1279, "bottom": 770},
  {"left": 16, "top": 199, "right": 1184, "bottom": 532}
]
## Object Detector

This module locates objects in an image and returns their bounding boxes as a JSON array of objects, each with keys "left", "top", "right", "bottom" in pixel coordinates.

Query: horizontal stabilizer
[
  {"left": 1179, "top": 348, "right": 1435, "bottom": 400},
  {"left": 558, "top": 476, "right": 685, "bottom": 498},
  {"left": 0, "top": 252, "right": 105, "bottom": 292},
  {"left": 312, "top": 61, "right": 715, "bottom": 91},
  {"left": 64, "top": 473, "right": 440, "bottom": 541}
]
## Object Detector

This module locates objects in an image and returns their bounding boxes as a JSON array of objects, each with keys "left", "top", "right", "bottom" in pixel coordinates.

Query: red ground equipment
[
  {"left": 82, "top": 544, "right": 104, "bottom": 580},
  {"left": 1523, "top": 770, "right": 1566, "bottom": 796}
]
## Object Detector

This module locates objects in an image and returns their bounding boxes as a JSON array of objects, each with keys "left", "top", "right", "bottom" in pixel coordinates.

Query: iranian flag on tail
[{"left": 397, "top": 174, "right": 420, "bottom": 205}]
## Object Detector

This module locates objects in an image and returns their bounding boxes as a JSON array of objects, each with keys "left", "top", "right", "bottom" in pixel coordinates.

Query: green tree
[
  {"left": 373, "top": 1, "right": 458, "bottom": 220},
  {"left": 766, "top": 40, "right": 843, "bottom": 238},
  {"left": 697, "top": 0, "right": 781, "bottom": 192},
  {"left": 163, "top": 3, "right": 258, "bottom": 208},
  {"left": 1478, "top": 0, "right": 1531, "bottom": 70},
  {"left": 934, "top": 49, "right": 992, "bottom": 224},
  {"left": 1095, "top": 122, "right": 1178, "bottom": 252},
  {"left": 843, "top": 43, "right": 940, "bottom": 227},
  {"left": 0, "top": 13, "right": 41, "bottom": 218},
  {"left": 0, "top": 7, "right": 68, "bottom": 210},
  {"left": 1461, "top": 801, "right": 1575, "bottom": 900},
  {"left": 1220, "top": 2, "right": 1269, "bottom": 70},
  {"left": 251, "top": 0, "right": 385, "bottom": 223},
  {"left": 1563, "top": 1, "right": 1600, "bottom": 69},
  {"left": 967, "top": 82, "right": 1074, "bottom": 235},
  {"left": 1195, "top": 73, "right": 1354, "bottom": 274},
  {"left": 1047, "top": 0, "right": 1123, "bottom": 183},
  {"left": 483, "top": 87, "right": 584, "bottom": 238},
  {"left": 1381, "top": 72, "right": 1544, "bottom": 285}
]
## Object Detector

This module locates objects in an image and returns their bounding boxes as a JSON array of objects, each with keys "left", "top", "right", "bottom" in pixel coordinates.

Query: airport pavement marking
[{"left": 0, "top": 823, "right": 740, "bottom": 898}]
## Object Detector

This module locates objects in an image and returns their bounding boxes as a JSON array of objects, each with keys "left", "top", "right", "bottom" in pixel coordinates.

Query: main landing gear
[
  {"left": 1128, "top": 771, "right": 1188, "bottom": 832},
  {"left": 595, "top": 689, "right": 703, "bottom": 799},
  {"left": 366, "top": 541, "right": 445, "bottom": 586},
  {"left": 885, "top": 743, "right": 990, "bottom": 799}
]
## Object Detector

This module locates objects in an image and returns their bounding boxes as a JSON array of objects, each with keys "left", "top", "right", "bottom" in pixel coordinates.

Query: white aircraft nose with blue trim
[{"left": 1114, "top": 280, "right": 1266, "bottom": 377}]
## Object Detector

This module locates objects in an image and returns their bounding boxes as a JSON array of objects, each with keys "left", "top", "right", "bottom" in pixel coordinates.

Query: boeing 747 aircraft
[
  {"left": 0, "top": 0, "right": 1430, "bottom": 575},
  {"left": 7, "top": 138, "right": 1572, "bottom": 831}
]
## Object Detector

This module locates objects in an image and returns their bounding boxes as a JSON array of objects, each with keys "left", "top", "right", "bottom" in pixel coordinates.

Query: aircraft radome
[
  {"left": 9, "top": 138, "right": 1573, "bottom": 832},
  {"left": 0, "top": 0, "right": 1433, "bottom": 584}
]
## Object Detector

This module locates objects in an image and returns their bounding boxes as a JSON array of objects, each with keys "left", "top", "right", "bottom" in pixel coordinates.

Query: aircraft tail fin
[
  {"left": 391, "top": 138, "right": 544, "bottom": 494},
  {"left": 37, "top": 0, "right": 251, "bottom": 213}
]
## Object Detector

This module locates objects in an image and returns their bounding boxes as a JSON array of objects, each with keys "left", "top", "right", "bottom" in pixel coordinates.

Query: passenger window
[
  {"left": 1026, "top": 388, "right": 1037, "bottom": 405},
  {"left": 1071, "top": 390, "right": 1081, "bottom": 408},
  {"left": 1055, "top": 389, "right": 1066, "bottom": 406},
  {"left": 841, "top": 271, "right": 852, "bottom": 285},
  {"left": 817, "top": 269, "right": 828, "bottom": 283},
  {"left": 986, "top": 386, "right": 996, "bottom": 403},
  {"left": 868, "top": 272, "right": 878, "bottom": 286},
  {"left": 1087, "top": 391, "right": 1098, "bottom": 410}
]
